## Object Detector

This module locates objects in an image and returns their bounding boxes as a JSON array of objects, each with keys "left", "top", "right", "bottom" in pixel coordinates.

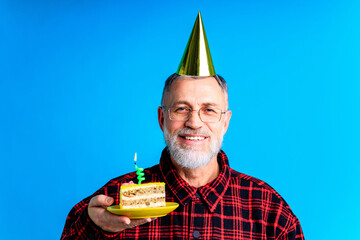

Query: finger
[
  {"left": 124, "top": 218, "right": 154, "bottom": 229},
  {"left": 101, "top": 214, "right": 151, "bottom": 232},
  {"left": 89, "top": 195, "right": 114, "bottom": 208},
  {"left": 116, "top": 215, "right": 131, "bottom": 225},
  {"left": 106, "top": 215, "right": 149, "bottom": 226},
  {"left": 90, "top": 208, "right": 155, "bottom": 233}
]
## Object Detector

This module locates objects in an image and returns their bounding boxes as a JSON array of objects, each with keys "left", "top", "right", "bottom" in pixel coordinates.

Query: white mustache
[{"left": 176, "top": 128, "right": 212, "bottom": 136}]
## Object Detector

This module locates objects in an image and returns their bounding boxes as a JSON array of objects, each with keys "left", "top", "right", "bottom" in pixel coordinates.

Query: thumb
[
  {"left": 106, "top": 196, "right": 114, "bottom": 205},
  {"left": 89, "top": 194, "right": 114, "bottom": 208}
]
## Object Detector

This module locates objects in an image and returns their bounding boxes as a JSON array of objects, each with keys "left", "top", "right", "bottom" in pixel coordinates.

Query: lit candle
[{"left": 134, "top": 152, "right": 145, "bottom": 184}]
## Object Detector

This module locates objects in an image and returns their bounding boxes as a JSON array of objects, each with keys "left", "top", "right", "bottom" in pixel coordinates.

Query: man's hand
[{"left": 88, "top": 194, "right": 155, "bottom": 233}]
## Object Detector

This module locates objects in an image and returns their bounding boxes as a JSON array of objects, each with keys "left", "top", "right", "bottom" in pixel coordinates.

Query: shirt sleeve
[
  {"left": 60, "top": 179, "right": 123, "bottom": 239},
  {"left": 60, "top": 197, "right": 121, "bottom": 239},
  {"left": 278, "top": 216, "right": 305, "bottom": 240}
]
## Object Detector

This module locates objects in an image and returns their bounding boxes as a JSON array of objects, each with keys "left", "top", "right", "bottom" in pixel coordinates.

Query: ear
[
  {"left": 158, "top": 106, "right": 165, "bottom": 132},
  {"left": 222, "top": 110, "right": 232, "bottom": 135}
]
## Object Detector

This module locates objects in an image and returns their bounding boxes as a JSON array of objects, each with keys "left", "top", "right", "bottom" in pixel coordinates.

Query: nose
[{"left": 184, "top": 110, "right": 204, "bottom": 129}]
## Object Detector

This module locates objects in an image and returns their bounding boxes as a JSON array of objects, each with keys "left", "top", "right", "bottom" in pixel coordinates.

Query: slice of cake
[{"left": 120, "top": 182, "right": 166, "bottom": 209}]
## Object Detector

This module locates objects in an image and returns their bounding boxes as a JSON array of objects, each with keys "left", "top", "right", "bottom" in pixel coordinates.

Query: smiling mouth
[{"left": 180, "top": 136, "right": 207, "bottom": 141}]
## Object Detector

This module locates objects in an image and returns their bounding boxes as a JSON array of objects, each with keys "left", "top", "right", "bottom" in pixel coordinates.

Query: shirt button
[
  {"left": 193, "top": 230, "right": 200, "bottom": 238},
  {"left": 195, "top": 192, "right": 201, "bottom": 199}
]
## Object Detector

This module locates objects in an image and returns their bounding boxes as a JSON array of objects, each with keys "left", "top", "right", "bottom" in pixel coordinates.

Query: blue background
[{"left": 1, "top": 0, "right": 359, "bottom": 239}]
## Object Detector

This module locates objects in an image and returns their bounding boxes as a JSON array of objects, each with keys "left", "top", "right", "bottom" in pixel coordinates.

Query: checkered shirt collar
[{"left": 159, "top": 147, "right": 231, "bottom": 213}]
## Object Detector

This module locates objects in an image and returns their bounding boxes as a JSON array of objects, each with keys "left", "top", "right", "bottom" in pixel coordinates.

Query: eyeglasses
[{"left": 162, "top": 106, "right": 227, "bottom": 123}]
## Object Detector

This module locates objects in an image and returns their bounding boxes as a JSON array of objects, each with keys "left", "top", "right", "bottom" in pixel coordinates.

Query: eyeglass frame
[{"left": 161, "top": 106, "right": 228, "bottom": 123}]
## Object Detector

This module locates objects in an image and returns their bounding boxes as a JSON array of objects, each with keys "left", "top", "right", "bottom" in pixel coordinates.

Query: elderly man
[{"left": 61, "top": 13, "right": 304, "bottom": 240}]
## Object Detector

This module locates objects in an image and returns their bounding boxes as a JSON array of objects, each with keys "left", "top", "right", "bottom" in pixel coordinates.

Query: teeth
[{"left": 184, "top": 136, "right": 205, "bottom": 141}]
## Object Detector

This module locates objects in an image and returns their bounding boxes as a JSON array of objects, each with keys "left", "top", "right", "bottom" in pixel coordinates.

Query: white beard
[{"left": 163, "top": 125, "right": 224, "bottom": 169}]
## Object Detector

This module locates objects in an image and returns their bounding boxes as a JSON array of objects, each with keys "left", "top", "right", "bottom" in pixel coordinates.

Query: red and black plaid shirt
[{"left": 61, "top": 148, "right": 304, "bottom": 239}]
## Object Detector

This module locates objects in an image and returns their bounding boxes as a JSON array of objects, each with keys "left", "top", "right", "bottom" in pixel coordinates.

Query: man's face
[{"left": 158, "top": 76, "right": 232, "bottom": 169}]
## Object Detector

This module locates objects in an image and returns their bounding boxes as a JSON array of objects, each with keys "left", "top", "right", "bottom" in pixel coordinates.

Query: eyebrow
[
  {"left": 172, "top": 101, "right": 191, "bottom": 106},
  {"left": 172, "top": 101, "right": 220, "bottom": 108},
  {"left": 202, "top": 102, "right": 219, "bottom": 107}
]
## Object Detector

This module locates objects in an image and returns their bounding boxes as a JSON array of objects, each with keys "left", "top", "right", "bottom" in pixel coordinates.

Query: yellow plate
[{"left": 107, "top": 202, "right": 179, "bottom": 219}]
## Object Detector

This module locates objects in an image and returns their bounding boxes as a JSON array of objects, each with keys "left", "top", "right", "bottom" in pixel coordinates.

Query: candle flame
[{"left": 134, "top": 152, "right": 137, "bottom": 162}]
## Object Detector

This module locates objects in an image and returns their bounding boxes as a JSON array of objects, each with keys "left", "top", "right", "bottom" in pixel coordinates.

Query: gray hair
[{"left": 161, "top": 73, "right": 229, "bottom": 109}]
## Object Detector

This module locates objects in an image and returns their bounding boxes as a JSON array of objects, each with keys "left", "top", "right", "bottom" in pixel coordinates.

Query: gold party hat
[{"left": 177, "top": 12, "right": 215, "bottom": 76}]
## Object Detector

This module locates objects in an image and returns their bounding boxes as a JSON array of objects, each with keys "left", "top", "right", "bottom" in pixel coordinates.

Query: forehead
[{"left": 164, "top": 76, "right": 226, "bottom": 107}]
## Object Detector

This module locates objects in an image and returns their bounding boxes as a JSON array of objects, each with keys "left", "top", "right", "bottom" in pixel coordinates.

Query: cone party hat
[{"left": 177, "top": 12, "right": 216, "bottom": 76}]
